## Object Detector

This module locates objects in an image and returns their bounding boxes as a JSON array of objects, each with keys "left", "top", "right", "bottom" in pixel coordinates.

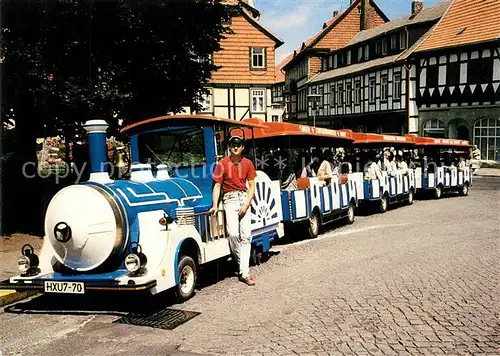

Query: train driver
[{"left": 209, "top": 135, "right": 257, "bottom": 286}]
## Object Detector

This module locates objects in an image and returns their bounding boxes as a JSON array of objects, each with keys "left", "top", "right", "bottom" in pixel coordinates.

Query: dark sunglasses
[{"left": 229, "top": 143, "right": 243, "bottom": 148}]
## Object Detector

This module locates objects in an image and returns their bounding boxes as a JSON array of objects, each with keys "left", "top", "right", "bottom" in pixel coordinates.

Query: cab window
[{"left": 138, "top": 127, "right": 205, "bottom": 168}]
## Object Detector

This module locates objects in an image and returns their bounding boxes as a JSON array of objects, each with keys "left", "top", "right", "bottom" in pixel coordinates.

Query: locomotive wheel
[
  {"left": 434, "top": 185, "right": 443, "bottom": 199},
  {"left": 407, "top": 189, "right": 414, "bottom": 205},
  {"left": 379, "top": 194, "right": 388, "bottom": 213},
  {"left": 308, "top": 211, "right": 320, "bottom": 239},
  {"left": 346, "top": 203, "right": 355, "bottom": 225},
  {"left": 176, "top": 255, "right": 197, "bottom": 302},
  {"left": 460, "top": 183, "right": 469, "bottom": 196}
]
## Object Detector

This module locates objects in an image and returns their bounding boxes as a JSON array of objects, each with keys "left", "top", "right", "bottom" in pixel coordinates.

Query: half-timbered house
[
  {"left": 186, "top": 0, "right": 284, "bottom": 122},
  {"left": 412, "top": 0, "right": 500, "bottom": 161},
  {"left": 305, "top": 1, "right": 450, "bottom": 135},
  {"left": 282, "top": 0, "right": 389, "bottom": 122}
]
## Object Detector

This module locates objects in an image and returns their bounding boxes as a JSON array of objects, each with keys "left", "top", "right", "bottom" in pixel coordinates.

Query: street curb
[{"left": 0, "top": 289, "right": 39, "bottom": 308}]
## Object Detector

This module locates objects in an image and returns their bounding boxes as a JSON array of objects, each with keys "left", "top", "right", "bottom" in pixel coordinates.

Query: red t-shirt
[{"left": 213, "top": 157, "right": 256, "bottom": 192}]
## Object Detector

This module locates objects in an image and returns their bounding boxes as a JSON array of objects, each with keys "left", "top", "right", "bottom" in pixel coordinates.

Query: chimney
[
  {"left": 411, "top": 1, "right": 423, "bottom": 15},
  {"left": 333, "top": 10, "right": 339, "bottom": 17},
  {"left": 360, "top": 0, "right": 370, "bottom": 31},
  {"left": 83, "top": 120, "right": 112, "bottom": 183}
]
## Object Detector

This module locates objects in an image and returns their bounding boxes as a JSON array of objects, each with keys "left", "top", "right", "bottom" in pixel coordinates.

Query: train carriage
[
  {"left": 412, "top": 137, "right": 472, "bottom": 199},
  {"left": 351, "top": 133, "right": 417, "bottom": 213},
  {"left": 244, "top": 119, "right": 359, "bottom": 239},
  {"left": 0, "top": 115, "right": 284, "bottom": 301}
]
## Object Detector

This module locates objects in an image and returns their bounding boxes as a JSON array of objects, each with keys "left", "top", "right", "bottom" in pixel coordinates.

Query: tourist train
[{"left": 0, "top": 115, "right": 472, "bottom": 302}]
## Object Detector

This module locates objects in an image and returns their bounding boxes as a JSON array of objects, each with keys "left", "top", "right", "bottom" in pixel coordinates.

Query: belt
[{"left": 224, "top": 190, "right": 247, "bottom": 197}]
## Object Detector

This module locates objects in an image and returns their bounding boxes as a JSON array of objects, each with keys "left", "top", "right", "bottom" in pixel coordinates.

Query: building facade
[
  {"left": 413, "top": 0, "right": 500, "bottom": 161},
  {"left": 186, "top": 0, "right": 284, "bottom": 122},
  {"left": 306, "top": 1, "right": 450, "bottom": 135},
  {"left": 283, "top": 0, "right": 389, "bottom": 122}
]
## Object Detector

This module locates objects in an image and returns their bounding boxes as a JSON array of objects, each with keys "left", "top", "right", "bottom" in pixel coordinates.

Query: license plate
[{"left": 44, "top": 281, "right": 85, "bottom": 294}]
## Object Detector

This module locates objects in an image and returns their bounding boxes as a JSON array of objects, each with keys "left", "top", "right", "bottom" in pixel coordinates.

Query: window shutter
[{"left": 249, "top": 47, "right": 252, "bottom": 69}]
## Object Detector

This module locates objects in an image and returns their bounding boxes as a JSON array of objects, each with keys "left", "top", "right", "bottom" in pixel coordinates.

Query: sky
[{"left": 255, "top": 0, "right": 445, "bottom": 64}]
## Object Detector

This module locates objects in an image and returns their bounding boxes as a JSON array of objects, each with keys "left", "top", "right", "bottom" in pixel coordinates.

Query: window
[
  {"left": 251, "top": 89, "right": 265, "bottom": 112},
  {"left": 330, "top": 84, "right": 336, "bottom": 106},
  {"left": 358, "top": 47, "right": 363, "bottom": 61},
  {"left": 336, "top": 83, "right": 344, "bottom": 106},
  {"left": 447, "top": 61, "right": 460, "bottom": 86},
  {"left": 382, "top": 38, "right": 388, "bottom": 55},
  {"left": 334, "top": 54, "right": 338, "bottom": 68},
  {"left": 198, "top": 88, "right": 213, "bottom": 112},
  {"left": 138, "top": 127, "right": 206, "bottom": 168},
  {"left": 391, "top": 35, "right": 396, "bottom": 50},
  {"left": 272, "top": 84, "right": 283, "bottom": 104},
  {"left": 427, "top": 64, "right": 439, "bottom": 87},
  {"left": 468, "top": 58, "right": 493, "bottom": 85},
  {"left": 474, "top": 118, "right": 500, "bottom": 161},
  {"left": 250, "top": 47, "right": 266, "bottom": 69},
  {"left": 271, "top": 115, "right": 279, "bottom": 122},
  {"left": 364, "top": 45, "right": 369, "bottom": 60},
  {"left": 368, "top": 78, "right": 376, "bottom": 103},
  {"left": 375, "top": 41, "right": 381, "bottom": 55},
  {"left": 423, "top": 119, "right": 445, "bottom": 138},
  {"left": 346, "top": 81, "right": 352, "bottom": 106},
  {"left": 381, "top": 75, "right": 388, "bottom": 101},
  {"left": 393, "top": 73, "right": 401, "bottom": 100},
  {"left": 354, "top": 81, "right": 361, "bottom": 104},
  {"left": 329, "top": 56, "right": 333, "bottom": 69},
  {"left": 347, "top": 51, "right": 351, "bottom": 65},
  {"left": 399, "top": 32, "right": 406, "bottom": 50}
]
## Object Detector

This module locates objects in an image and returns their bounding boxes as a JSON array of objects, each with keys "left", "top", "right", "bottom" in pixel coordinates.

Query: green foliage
[{"left": 1, "top": 0, "right": 229, "bottom": 139}]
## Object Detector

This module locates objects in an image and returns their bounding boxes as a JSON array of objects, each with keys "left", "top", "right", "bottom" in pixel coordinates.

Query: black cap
[{"left": 228, "top": 135, "right": 244, "bottom": 145}]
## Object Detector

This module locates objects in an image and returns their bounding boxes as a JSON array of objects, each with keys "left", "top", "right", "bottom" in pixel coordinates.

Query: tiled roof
[
  {"left": 309, "top": 54, "right": 400, "bottom": 83},
  {"left": 347, "top": 1, "right": 450, "bottom": 47},
  {"left": 275, "top": 54, "right": 293, "bottom": 83},
  {"left": 416, "top": 0, "right": 500, "bottom": 52}
]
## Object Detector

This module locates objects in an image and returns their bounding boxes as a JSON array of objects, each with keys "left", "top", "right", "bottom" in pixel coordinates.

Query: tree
[{"left": 0, "top": 0, "right": 230, "bottom": 234}]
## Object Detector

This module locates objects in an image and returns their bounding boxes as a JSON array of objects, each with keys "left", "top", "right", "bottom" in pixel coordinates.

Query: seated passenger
[
  {"left": 364, "top": 153, "right": 383, "bottom": 181},
  {"left": 300, "top": 154, "right": 317, "bottom": 178},
  {"left": 396, "top": 150, "right": 408, "bottom": 174},
  {"left": 317, "top": 149, "right": 335, "bottom": 185},
  {"left": 458, "top": 155, "right": 466, "bottom": 170}
]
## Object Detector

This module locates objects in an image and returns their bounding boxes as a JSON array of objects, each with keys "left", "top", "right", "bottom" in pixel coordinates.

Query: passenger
[
  {"left": 300, "top": 154, "right": 317, "bottom": 178},
  {"left": 317, "top": 149, "right": 335, "bottom": 185},
  {"left": 379, "top": 148, "right": 396, "bottom": 175},
  {"left": 209, "top": 135, "right": 256, "bottom": 286},
  {"left": 396, "top": 150, "right": 408, "bottom": 174},
  {"left": 364, "top": 152, "right": 383, "bottom": 181},
  {"left": 458, "top": 155, "right": 467, "bottom": 170}
]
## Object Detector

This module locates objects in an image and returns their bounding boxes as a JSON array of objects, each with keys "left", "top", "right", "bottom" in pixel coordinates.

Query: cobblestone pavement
[{"left": 1, "top": 178, "right": 499, "bottom": 355}]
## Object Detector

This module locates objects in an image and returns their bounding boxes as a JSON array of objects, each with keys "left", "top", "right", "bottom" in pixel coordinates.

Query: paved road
[{"left": 1, "top": 178, "right": 499, "bottom": 355}]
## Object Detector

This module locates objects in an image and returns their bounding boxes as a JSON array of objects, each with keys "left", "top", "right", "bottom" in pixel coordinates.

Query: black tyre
[
  {"left": 460, "top": 183, "right": 469, "bottom": 196},
  {"left": 308, "top": 211, "right": 320, "bottom": 238},
  {"left": 347, "top": 203, "right": 355, "bottom": 224},
  {"left": 379, "top": 194, "right": 388, "bottom": 213},
  {"left": 434, "top": 185, "right": 443, "bottom": 199},
  {"left": 407, "top": 189, "right": 414, "bottom": 205},
  {"left": 176, "top": 255, "right": 197, "bottom": 303}
]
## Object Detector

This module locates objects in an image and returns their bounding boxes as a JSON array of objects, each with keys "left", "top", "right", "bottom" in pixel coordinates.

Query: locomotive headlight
[
  {"left": 125, "top": 249, "right": 147, "bottom": 274},
  {"left": 18, "top": 244, "right": 40, "bottom": 275},
  {"left": 125, "top": 254, "right": 141, "bottom": 272},
  {"left": 18, "top": 255, "right": 30, "bottom": 272}
]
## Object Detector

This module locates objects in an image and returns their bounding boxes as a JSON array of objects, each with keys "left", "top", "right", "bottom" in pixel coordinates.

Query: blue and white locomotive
[{"left": 3, "top": 115, "right": 283, "bottom": 301}]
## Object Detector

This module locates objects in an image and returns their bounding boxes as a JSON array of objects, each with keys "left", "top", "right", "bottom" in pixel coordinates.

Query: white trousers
[{"left": 223, "top": 190, "right": 251, "bottom": 278}]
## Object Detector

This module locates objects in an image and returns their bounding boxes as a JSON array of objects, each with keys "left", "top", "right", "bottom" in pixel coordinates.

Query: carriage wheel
[
  {"left": 434, "top": 185, "right": 443, "bottom": 199},
  {"left": 460, "top": 183, "right": 469, "bottom": 196},
  {"left": 308, "top": 211, "right": 320, "bottom": 238},
  {"left": 407, "top": 189, "right": 414, "bottom": 205},
  {"left": 379, "top": 194, "right": 388, "bottom": 213},
  {"left": 347, "top": 203, "right": 355, "bottom": 225},
  {"left": 176, "top": 255, "right": 197, "bottom": 302}
]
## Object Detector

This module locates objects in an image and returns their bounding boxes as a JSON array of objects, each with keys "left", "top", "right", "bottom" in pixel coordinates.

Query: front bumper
[{"left": 0, "top": 278, "right": 157, "bottom": 292}]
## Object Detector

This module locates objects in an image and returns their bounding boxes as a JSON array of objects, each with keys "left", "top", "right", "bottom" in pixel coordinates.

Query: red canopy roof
[
  {"left": 120, "top": 114, "right": 268, "bottom": 135},
  {"left": 412, "top": 136, "right": 472, "bottom": 148},
  {"left": 352, "top": 132, "right": 416, "bottom": 146}
]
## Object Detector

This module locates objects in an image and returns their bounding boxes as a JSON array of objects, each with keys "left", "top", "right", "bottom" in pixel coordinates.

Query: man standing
[{"left": 209, "top": 135, "right": 256, "bottom": 286}]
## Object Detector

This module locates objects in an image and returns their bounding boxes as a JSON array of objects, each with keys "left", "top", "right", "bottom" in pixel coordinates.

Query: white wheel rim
[
  {"left": 180, "top": 265, "right": 194, "bottom": 294},
  {"left": 310, "top": 215, "right": 318, "bottom": 234},
  {"left": 348, "top": 206, "right": 354, "bottom": 220},
  {"left": 463, "top": 185, "right": 468, "bottom": 194},
  {"left": 381, "top": 197, "right": 387, "bottom": 210},
  {"left": 409, "top": 191, "right": 413, "bottom": 203}
]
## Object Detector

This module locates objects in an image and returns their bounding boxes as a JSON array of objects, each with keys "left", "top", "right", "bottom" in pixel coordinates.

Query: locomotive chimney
[{"left": 83, "top": 120, "right": 112, "bottom": 183}]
